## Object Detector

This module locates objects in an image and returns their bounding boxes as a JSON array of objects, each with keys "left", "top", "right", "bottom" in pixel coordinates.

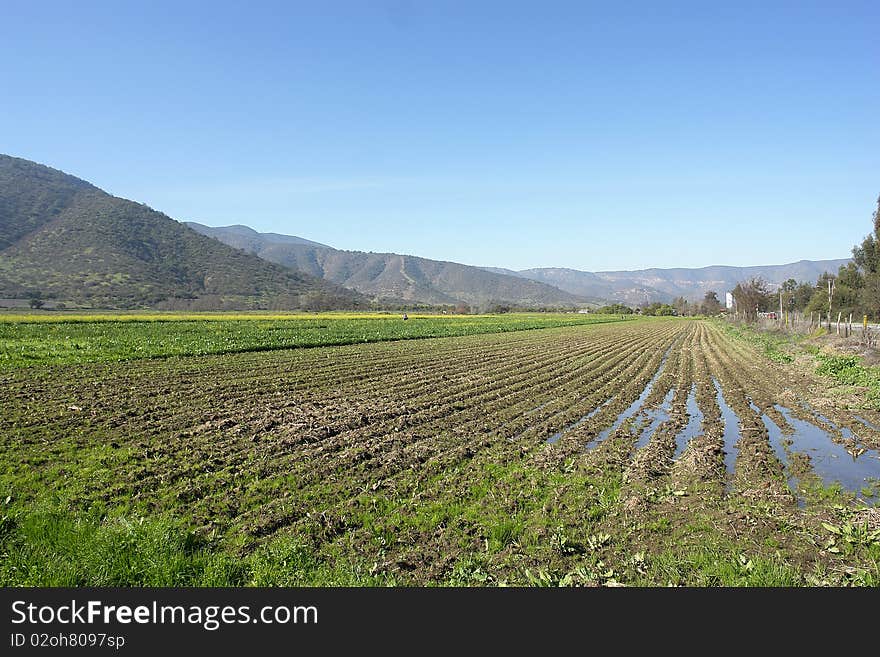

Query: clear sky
[{"left": 2, "top": 1, "right": 877, "bottom": 271}]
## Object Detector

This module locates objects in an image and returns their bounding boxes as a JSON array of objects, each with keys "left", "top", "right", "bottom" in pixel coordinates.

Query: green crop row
[{"left": 0, "top": 313, "right": 638, "bottom": 368}]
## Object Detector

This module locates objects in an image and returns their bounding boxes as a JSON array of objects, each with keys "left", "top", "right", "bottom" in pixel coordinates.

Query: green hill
[
  {"left": 187, "top": 223, "right": 588, "bottom": 310},
  {"left": 0, "top": 155, "right": 368, "bottom": 310}
]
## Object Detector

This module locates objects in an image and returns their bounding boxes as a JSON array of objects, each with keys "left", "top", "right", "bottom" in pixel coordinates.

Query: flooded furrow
[
  {"left": 546, "top": 397, "right": 614, "bottom": 444},
  {"left": 714, "top": 378, "right": 740, "bottom": 478},
  {"left": 855, "top": 415, "right": 880, "bottom": 432},
  {"left": 672, "top": 384, "right": 703, "bottom": 460},
  {"left": 750, "top": 401, "right": 800, "bottom": 501},
  {"left": 776, "top": 405, "right": 880, "bottom": 497},
  {"left": 634, "top": 388, "right": 675, "bottom": 450},
  {"left": 586, "top": 343, "right": 676, "bottom": 451}
]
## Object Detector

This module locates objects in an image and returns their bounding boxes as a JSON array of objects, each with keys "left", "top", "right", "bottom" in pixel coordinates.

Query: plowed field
[{"left": 3, "top": 318, "right": 879, "bottom": 585}]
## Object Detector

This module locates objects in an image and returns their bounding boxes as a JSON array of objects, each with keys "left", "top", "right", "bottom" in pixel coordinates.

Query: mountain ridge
[
  {"left": 187, "top": 222, "right": 588, "bottom": 309},
  {"left": 192, "top": 222, "right": 847, "bottom": 306},
  {"left": 512, "top": 260, "right": 851, "bottom": 305},
  {"left": 1, "top": 153, "right": 849, "bottom": 310},
  {"left": 0, "top": 155, "right": 369, "bottom": 310}
]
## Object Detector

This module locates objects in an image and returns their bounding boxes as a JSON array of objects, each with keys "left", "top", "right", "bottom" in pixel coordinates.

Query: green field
[{"left": 0, "top": 312, "right": 632, "bottom": 368}]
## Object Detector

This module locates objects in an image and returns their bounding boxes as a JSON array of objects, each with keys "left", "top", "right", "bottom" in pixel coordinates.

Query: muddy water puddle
[
  {"left": 673, "top": 384, "right": 704, "bottom": 460},
  {"left": 750, "top": 401, "right": 800, "bottom": 501},
  {"left": 586, "top": 345, "right": 673, "bottom": 451},
  {"left": 805, "top": 406, "right": 877, "bottom": 456},
  {"left": 685, "top": 376, "right": 880, "bottom": 499},
  {"left": 524, "top": 401, "right": 552, "bottom": 416},
  {"left": 708, "top": 379, "right": 740, "bottom": 478},
  {"left": 743, "top": 400, "right": 880, "bottom": 499},
  {"left": 775, "top": 405, "right": 880, "bottom": 497},
  {"left": 546, "top": 397, "right": 614, "bottom": 444},
  {"left": 854, "top": 415, "right": 880, "bottom": 432},
  {"left": 633, "top": 388, "right": 675, "bottom": 449}
]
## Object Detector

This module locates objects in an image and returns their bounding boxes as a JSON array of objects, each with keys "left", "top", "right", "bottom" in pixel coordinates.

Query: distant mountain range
[
  {"left": 0, "top": 154, "right": 850, "bottom": 310},
  {"left": 193, "top": 222, "right": 849, "bottom": 307},
  {"left": 186, "top": 223, "right": 586, "bottom": 308},
  {"left": 487, "top": 260, "right": 851, "bottom": 306},
  {"left": 0, "top": 155, "right": 367, "bottom": 309}
]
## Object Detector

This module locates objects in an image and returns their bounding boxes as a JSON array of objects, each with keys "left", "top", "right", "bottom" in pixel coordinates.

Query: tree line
[
  {"left": 589, "top": 195, "right": 880, "bottom": 321},
  {"left": 594, "top": 294, "right": 721, "bottom": 317},
  {"left": 730, "top": 196, "right": 880, "bottom": 321}
]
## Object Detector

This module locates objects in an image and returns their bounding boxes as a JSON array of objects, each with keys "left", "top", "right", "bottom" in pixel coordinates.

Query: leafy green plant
[
  {"left": 814, "top": 353, "right": 880, "bottom": 404},
  {"left": 822, "top": 521, "right": 880, "bottom": 554}
]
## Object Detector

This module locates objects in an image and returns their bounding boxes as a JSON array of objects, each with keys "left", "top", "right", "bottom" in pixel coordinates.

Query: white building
[{"left": 725, "top": 292, "right": 734, "bottom": 309}]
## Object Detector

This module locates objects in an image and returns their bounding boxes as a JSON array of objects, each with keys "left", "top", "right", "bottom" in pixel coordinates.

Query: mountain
[
  {"left": 513, "top": 261, "right": 850, "bottom": 305},
  {"left": 507, "top": 260, "right": 851, "bottom": 305},
  {"left": 2, "top": 154, "right": 846, "bottom": 311},
  {"left": 510, "top": 268, "right": 665, "bottom": 306},
  {"left": 189, "top": 224, "right": 331, "bottom": 251},
  {"left": 593, "top": 261, "right": 852, "bottom": 302},
  {"left": 0, "top": 155, "right": 368, "bottom": 309},
  {"left": 187, "top": 223, "right": 588, "bottom": 309}
]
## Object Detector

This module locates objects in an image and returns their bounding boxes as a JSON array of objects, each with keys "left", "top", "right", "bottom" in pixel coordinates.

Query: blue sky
[{"left": 2, "top": 1, "right": 878, "bottom": 271}]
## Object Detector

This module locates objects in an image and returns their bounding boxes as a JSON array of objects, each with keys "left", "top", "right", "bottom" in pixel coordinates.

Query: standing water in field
[
  {"left": 587, "top": 344, "right": 674, "bottom": 451},
  {"left": 673, "top": 384, "right": 704, "bottom": 459},
  {"left": 804, "top": 405, "right": 878, "bottom": 456},
  {"left": 547, "top": 397, "right": 614, "bottom": 444},
  {"left": 634, "top": 388, "right": 675, "bottom": 449},
  {"left": 752, "top": 403, "right": 806, "bottom": 506},
  {"left": 774, "top": 405, "right": 880, "bottom": 497},
  {"left": 854, "top": 415, "right": 880, "bottom": 432},
  {"left": 525, "top": 400, "right": 552, "bottom": 416},
  {"left": 713, "top": 379, "right": 740, "bottom": 478}
]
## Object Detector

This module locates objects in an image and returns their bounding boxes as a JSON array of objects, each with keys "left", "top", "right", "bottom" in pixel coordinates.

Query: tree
[
  {"left": 731, "top": 277, "right": 772, "bottom": 320},
  {"left": 672, "top": 296, "right": 689, "bottom": 316},
  {"left": 852, "top": 196, "right": 880, "bottom": 317},
  {"left": 806, "top": 265, "right": 864, "bottom": 319},
  {"left": 596, "top": 303, "right": 633, "bottom": 314},
  {"left": 28, "top": 291, "right": 44, "bottom": 310},
  {"left": 852, "top": 195, "right": 880, "bottom": 274},
  {"left": 792, "top": 282, "right": 814, "bottom": 311},
  {"left": 642, "top": 302, "right": 676, "bottom": 316},
  {"left": 700, "top": 291, "right": 722, "bottom": 316},
  {"left": 861, "top": 275, "right": 880, "bottom": 320},
  {"left": 773, "top": 278, "right": 802, "bottom": 317},
  {"left": 805, "top": 272, "right": 833, "bottom": 316}
]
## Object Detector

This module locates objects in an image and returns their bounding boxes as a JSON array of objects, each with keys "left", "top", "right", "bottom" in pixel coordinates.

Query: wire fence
[{"left": 748, "top": 310, "right": 879, "bottom": 347}]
